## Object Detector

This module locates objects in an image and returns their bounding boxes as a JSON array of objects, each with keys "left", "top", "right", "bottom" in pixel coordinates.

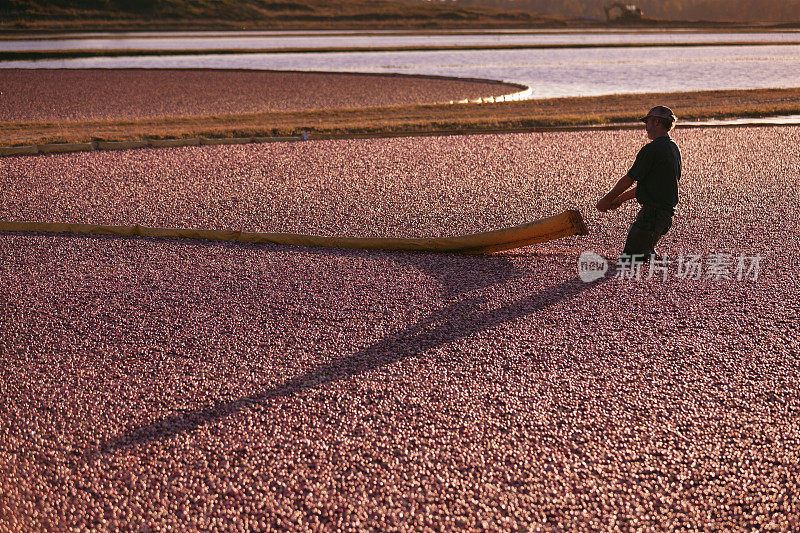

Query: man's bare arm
[
  {"left": 610, "top": 186, "right": 637, "bottom": 208},
  {"left": 597, "top": 174, "right": 635, "bottom": 212}
]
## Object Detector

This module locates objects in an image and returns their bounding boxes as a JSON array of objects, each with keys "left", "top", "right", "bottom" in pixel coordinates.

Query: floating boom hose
[{"left": 0, "top": 210, "right": 587, "bottom": 254}]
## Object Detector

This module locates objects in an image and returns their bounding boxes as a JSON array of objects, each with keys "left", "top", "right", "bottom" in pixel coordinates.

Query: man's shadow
[{"left": 101, "top": 246, "right": 612, "bottom": 453}]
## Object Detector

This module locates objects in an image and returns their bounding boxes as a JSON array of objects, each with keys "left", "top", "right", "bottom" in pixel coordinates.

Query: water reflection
[
  {"left": 4, "top": 45, "right": 800, "bottom": 100},
  {"left": 4, "top": 30, "right": 800, "bottom": 52},
  {"left": 681, "top": 115, "right": 800, "bottom": 126}
]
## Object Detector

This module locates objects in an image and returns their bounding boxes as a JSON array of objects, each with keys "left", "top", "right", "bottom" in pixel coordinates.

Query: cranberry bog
[
  {"left": 0, "top": 69, "right": 524, "bottom": 124},
  {"left": 1, "top": 127, "right": 799, "bottom": 530},
  {"left": 4, "top": 70, "right": 800, "bottom": 147}
]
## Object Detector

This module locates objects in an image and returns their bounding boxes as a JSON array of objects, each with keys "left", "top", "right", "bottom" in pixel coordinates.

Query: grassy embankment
[
  {"left": 3, "top": 88, "right": 800, "bottom": 146},
  {"left": 0, "top": 0, "right": 561, "bottom": 32},
  {"left": 3, "top": 0, "right": 785, "bottom": 32}
]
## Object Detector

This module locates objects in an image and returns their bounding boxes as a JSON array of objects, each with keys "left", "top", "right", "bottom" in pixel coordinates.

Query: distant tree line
[{"left": 442, "top": 0, "right": 800, "bottom": 23}]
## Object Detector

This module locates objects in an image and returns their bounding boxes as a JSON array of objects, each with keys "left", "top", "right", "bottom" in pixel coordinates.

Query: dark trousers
[{"left": 622, "top": 205, "right": 674, "bottom": 259}]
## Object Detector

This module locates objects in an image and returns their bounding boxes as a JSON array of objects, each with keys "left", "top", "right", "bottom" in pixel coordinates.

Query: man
[{"left": 596, "top": 105, "right": 681, "bottom": 261}]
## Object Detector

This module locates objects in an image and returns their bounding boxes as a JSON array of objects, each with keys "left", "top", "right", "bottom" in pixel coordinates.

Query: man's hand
[{"left": 597, "top": 174, "right": 635, "bottom": 213}]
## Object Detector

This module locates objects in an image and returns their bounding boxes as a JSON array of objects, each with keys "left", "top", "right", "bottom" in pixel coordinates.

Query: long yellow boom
[{"left": 0, "top": 210, "right": 587, "bottom": 254}]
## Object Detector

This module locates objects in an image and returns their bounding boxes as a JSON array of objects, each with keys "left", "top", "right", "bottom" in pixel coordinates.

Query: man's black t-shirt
[{"left": 627, "top": 135, "right": 681, "bottom": 213}]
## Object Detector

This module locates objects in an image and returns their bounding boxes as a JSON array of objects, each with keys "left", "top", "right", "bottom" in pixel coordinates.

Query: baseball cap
[{"left": 640, "top": 105, "right": 677, "bottom": 123}]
